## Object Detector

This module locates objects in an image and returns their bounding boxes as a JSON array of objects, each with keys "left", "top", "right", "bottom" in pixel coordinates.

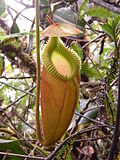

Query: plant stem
[
  {"left": 108, "top": 57, "right": 120, "bottom": 159},
  {"left": 35, "top": 0, "right": 43, "bottom": 143}
]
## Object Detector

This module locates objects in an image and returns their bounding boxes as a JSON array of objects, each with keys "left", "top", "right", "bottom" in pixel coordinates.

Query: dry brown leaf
[{"left": 41, "top": 23, "right": 82, "bottom": 37}]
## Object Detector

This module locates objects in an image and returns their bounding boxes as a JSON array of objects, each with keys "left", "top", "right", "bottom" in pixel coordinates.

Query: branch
[
  {"left": 0, "top": 117, "right": 48, "bottom": 157},
  {"left": 91, "top": 0, "right": 120, "bottom": 15},
  {"left": 15, "top": 110, "right": 36, "bottom": 131},
  {"left": 108, "top": 59, "right": 120, "bottom": 160},
  {"left": 0, "top": 45, "right": 36, "bottom": 76},
  {"left": 0, "top": 86, "right": 36, "bottom": 111},
  {"left": 46, "top": 125, "right": 106, "bottom": 160},
  {"left": 82, "top": 33, "right": 106, "bottom": 49},
  {"left": 0, "top": 76, "right": 35, "bottom": 79},
  {"left": 0, "top": 152, "right": 45, "bottom": 160},
  {"left": 75, "top": 135, "right": 113, "bottom": 143},
  {"left": 75, "top": 112, "right": 114, "bottom": 129},
  {"left": 0, "top": 81, "right": 35, "bottom": 96}
]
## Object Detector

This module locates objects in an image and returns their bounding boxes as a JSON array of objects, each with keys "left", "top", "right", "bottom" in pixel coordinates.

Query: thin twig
[
  {"left": 26, "top": 18, "right": 35, "bottom": 54},
  {"left": 0, "top": 152, "right": 45, "bottom": 160},
  {"left": 15, "top": 111, "right": 36, "bottom": 131},
  {"left": 82, "top": 34, "right": 117, "bottom": 111},
  {"left": 14, "top": 0, "right": 33, "bottom": 8},
  {"left": 82, "top": 33, "right": 106, "bottom": 49},
  {"left": 4, "top": 112, "right": 17, "bottom": 131},
  {"left": 83, "top": 105, "right": 104, "bottom": 114},
  {"left": 109, "top": 78, "right": 118, "bottom": 89},
  {"left": 24, "top": 145, "right": 37, "bottom": 160},
  {"left": 0, "top": 81, "right": 35, "bottom": 97},
  {"left": 0, "top": 76, "right": 36, "bottom": 79},
  {"left": 0, "top": 118, "right": 48, "bottom": 157},
  {"left": 46, "top": 125, "right": 105, "bottom": 160},
  {"left": 75, "top": 135, "right": 113, "bottom": 143},
  {"left": 16, "top": 112, "right": 35, "bottom": 131},
  {"left": 2, "top": 150, "right": 10, "bottom": 160},
  {"left": 75, "top": 112, "right": 114, "bottom": 129},
  {"left": 105, "top": 91, "right": 117, "bottom": 110},
  {"left": 0, "top": 86, "right": 36, "bottom": 111}
]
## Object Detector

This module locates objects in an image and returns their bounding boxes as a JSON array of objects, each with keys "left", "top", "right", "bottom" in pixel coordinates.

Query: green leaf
[
  {"left": 40, "top": 0, "right": 48, "bottom": 5},
  {"left": 65, "top": 153, "right": 71, "bottom": 160},
  {"left": 108, "top": 16, "right": 120, "bottom": 33},
  {"left": 78, "top": 0, "right": 89, "bottom": 17},
  {"left": 81, "top": 63, "right": 100, "bottom": 79},
  {"left": 79, "top": 107, "right": 99, "bottom": 124},
  {"left": 80, "top": 6, "right": 112, "bottom": 19},
  {"left": 113, "top": 16, "right": 120, "bottom": 33},
  {"left": 11, "top": 23, "right": 20, "bottom": 34},
  {"left": 0, "top": 0, "right": 6, "bottom": 16},
  {"left": 54, "top": 7, "right": 85, "bottom": 34},
  {"left": 0, "top": 139, "right": 26, "bottom": 160},
  {"left": 102, "top": 23, "right": 114, "bottom": 39},
  {"left": 71, "top": 43, "right": 83, "bottom": 61},
  {"left": 54, "top": 7, "right": 77, "bottom": 25}
]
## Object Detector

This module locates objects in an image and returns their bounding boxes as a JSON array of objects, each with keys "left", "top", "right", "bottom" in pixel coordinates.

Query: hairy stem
[{"left": 35, "top": 0, "right": 43, "bottom": 143}]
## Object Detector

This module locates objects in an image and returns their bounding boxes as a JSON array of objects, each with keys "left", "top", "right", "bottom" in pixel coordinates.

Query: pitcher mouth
[{"left": 41, "top": 37, "right": 81, "bottom": 81}]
